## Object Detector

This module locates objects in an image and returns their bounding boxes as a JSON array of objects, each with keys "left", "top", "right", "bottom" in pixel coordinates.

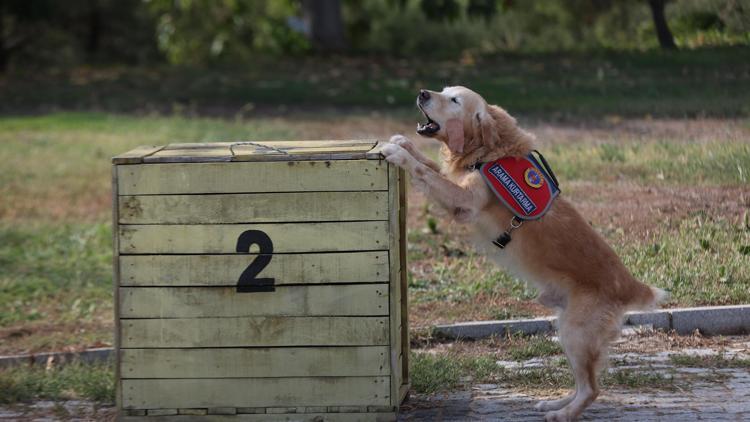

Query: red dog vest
[{"left": 478, "top": 153, "right": 560, "bottom": 220}]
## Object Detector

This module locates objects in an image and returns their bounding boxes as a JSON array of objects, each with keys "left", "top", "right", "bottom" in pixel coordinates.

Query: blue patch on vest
[{"left": 486, "top": 163, "right": 538, "bottom": 214}]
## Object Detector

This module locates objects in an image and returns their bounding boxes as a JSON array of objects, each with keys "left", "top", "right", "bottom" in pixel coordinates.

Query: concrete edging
[
  {"left": 433, "top": 305, "right": 750, "bottom": 340},
  {"left": 0, "top": 347, "right": 112, "bottom": 369}
]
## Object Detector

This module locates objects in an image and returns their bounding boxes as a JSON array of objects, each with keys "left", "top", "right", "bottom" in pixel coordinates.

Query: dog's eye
[{"left": 451, "top": 97, "right": 460, "bottom": 104}]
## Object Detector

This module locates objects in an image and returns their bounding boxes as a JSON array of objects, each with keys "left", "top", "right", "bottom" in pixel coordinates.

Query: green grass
[
  {"left": 670, "top": 353, "right": 750, "bottom": 368},
  {"left": 0, "top": 361, "right": 114, "bottom": 404},
  {"left": 410, "top": 351, "right": 681, "bottom": 394},
  {"left": 0, "top": 224, "right": 112, "bottom": 326},
  {"left": 411, "top": 352, "right": 499, "bottom": 394},
  {"left": 503, "top": 335, "right": 563, "bottom": 361},
  {"left": 407, "top": 230, "right": 537, "bottom": 304},
  {"left": 618, "top": 217, "right": 750, "bottom": 306},
  {"left": 601, "top": 368, "right": 676, "bottom": 390},
  {"left": 2, "top": 48, "right": 749, "bottom": 118},
  {"left": 549, "top": 141, "right": 750, "bottom": 185}
]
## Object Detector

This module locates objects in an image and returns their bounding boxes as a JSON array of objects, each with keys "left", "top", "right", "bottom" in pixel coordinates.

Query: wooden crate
[{"left": 112, "top": 141, "right": 409, "bottom": 421}]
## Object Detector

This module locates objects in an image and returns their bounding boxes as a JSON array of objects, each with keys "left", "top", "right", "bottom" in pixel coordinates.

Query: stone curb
[
  {"left": 0, "top": 347, "right": 112, "bottom": 369},
  {"left": 433, "top": 305, "right": 750, "bottom": 340}
]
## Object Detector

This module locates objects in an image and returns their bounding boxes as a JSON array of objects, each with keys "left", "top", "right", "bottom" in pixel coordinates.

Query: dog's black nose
[{"left": 419, "top": 89, "right": 430, "bottom": 102}]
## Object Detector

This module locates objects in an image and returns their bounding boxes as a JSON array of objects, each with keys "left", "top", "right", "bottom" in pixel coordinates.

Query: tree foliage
[{"left": 0, "top": 0, "right": 747, "bottom": 70}]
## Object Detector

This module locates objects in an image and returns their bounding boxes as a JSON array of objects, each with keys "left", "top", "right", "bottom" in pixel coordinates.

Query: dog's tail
[{"left": 627, "top": 280, "right": 669, "bottom": 312}]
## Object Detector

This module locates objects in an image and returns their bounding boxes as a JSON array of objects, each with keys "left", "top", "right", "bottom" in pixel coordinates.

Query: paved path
[
  {"left": 399, "top": 369, "right": 750, "bottom": 421},
  {"left": 400, "top": 340, "right": 750, "bottom": 421}
]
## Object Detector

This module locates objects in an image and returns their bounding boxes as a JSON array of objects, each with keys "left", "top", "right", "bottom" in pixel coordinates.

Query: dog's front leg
[
  {"left": 381, "top": 143, "right": 485, "bottom": 223},
  {"left": 388, "top": 135, "right": 442, "bottom": 173}
]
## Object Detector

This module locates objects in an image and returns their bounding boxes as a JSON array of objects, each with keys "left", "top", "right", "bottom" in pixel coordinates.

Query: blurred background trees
[{"left": 0, "top": 0, "right": 748, "bottom": 71}]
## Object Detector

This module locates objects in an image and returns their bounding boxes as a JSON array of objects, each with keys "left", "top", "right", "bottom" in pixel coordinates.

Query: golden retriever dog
[{"left": 382, "top": 86, "right": 666, "bottom": 422}]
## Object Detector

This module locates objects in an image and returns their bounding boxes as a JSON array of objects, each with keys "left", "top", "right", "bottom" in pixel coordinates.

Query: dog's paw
[
  {"left": 544, "top": 410, "right": 572, "bottom": 422},
  {"left": 535, "top": 400, "right": 566, "bottom": 412},
  {"left": 535, "top": 401, "right": 551, "bottom": 412},
  {"left": 381, "top": 143, "right": 411, "bottom": 167},
  {"left": 389, "top": 134, "right": 415, "bottom": 151}
]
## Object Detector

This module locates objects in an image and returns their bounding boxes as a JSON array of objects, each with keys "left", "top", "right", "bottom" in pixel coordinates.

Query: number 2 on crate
[{"left": 235, "top": 230, "right": 275, "bottom": 293}]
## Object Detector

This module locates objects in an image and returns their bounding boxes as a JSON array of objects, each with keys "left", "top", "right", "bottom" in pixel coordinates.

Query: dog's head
[{"left": 416, "top": 86, "right": 520, "bottom": 158}]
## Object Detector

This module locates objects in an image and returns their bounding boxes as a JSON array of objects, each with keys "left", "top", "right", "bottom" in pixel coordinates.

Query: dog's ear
[
  {"left": 474, "top": 105, "right": 517, "bottom": 147},
  {"left": 473, "top": 109, "right": 496, "bottom": 147},
  {"left": 445, "top": 118, "right": 464, "bottom": 154}
]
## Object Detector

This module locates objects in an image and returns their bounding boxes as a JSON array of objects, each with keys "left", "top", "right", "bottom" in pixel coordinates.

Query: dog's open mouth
[{"left": 417, "top": 107, "right": 440, "bottom": 136}]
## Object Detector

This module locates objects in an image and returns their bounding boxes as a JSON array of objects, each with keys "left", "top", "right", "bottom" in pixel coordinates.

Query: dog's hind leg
[{"left": 542, "top": 301, "right": 620, "bottom": 422}]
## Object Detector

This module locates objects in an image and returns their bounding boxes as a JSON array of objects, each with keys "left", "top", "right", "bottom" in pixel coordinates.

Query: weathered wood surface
[
  {"left": 121, "top": 413, "right": 397, "bottom": 422},
  {"left": 112, "top": 166, "right": 123, "bottom": 409},
  {"left": 164, "top": 140, "right": 376, "bottom": 150},
  {"left": 120, "top": 346, "right": 390, "bottom": 378},
  {"left": 122, "top": 377, "right": 390, "bottom": 409},
  {"left": 112, "top": 145, "right": 165, "bottom": 164},
  {"left": 118, "top": 160, "right": 386, "bottom": 195},
  {"left": 121, "top": 317, "right": 389, "bottom": 348},
  {"left": 118, "top": 191, "right": 388, "bottom": 224},
  {"left": 136, "top": 140, "right": 379, "bottom": 163},
  {"left": 119, "top": 252, "right": 388, "bottom": 287},
  {"left": 387, "top": 164, "right": 401, "bottom": 406},
  {"left": 120, "top": 285, "right": 388, "bottom": 318},
  {"left": 119, "top": 222, "right": 388, "bottom": 254},
  {"left": 398, "top": 167, "right": 410, "bottom": 391}
]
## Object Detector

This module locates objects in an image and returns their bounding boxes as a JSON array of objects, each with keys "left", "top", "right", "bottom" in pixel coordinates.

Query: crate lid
[{"left": 113, "top": 140, "right": 388, "bottom": 164}]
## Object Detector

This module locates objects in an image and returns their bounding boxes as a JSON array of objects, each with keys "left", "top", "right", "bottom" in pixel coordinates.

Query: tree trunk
[
  {"left": 302, "top": 0, "right": 347, "bottom": 52},
  {"left": 648, "top": 0, "right": 677, "bottom": 50},
  {"left": 0, "top": 1, "right": 6, "bottom": 72},
  {"left": 87, "top": 0, "right": 101, "bottom": 56}
]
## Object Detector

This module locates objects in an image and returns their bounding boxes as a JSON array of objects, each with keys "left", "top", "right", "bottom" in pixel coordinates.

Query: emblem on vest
[{"left": 524, "top": 168, "right": 544, "bottom": 189}]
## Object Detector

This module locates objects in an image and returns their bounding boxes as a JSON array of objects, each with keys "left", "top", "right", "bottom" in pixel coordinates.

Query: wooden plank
[
  {"left": 121, "top": 317, "right": 389, "bottom": 348},
  {"left": 118, "top": 192, "right": 388, "bottom": 224},
  {"left": 121, "top": 412, "right": 397, "bottom": 421},
  {"left": 118, "top": 160, "right": 387, "bottom": 195},
  {"left": 398, "top": 167, "right": 410, "bottom": 389},
  {"left": 122, "top": 377, "right": 390, "bottom": 409},
  {"left": 230, "top": 152, "right": 373, "bottom": 162},
  {"left": 166, "top": 140, "right": 377, "bottom": 150},
  {"left": 112, "top": 166, "right": 123, "bottom": 410},
  {"left": 144, "top": 149, "right": 233, "bottom": 162},
  {"left": 120, "top": 285, "right": 388, "bottom": 318},
  {"left": 119, "top": 252, "right": 389, "bottom": 287},
  {"left": 112, "top": 145, "right": 165, "bottom": 164},
  {"left": 120, "top": 346, "right": 390, "bottom": 378},
  {"left": 142, "top": 141, "right": 379, "bottom": 163},
  {"left": 282, "top": 145, "right": 375, "bottom": 154},
  {"left": 387, "top": 163, "right": 401, "bottom": 407},
  {"left": 118, "top": 222, "right": 388, "bottom": 254}
]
